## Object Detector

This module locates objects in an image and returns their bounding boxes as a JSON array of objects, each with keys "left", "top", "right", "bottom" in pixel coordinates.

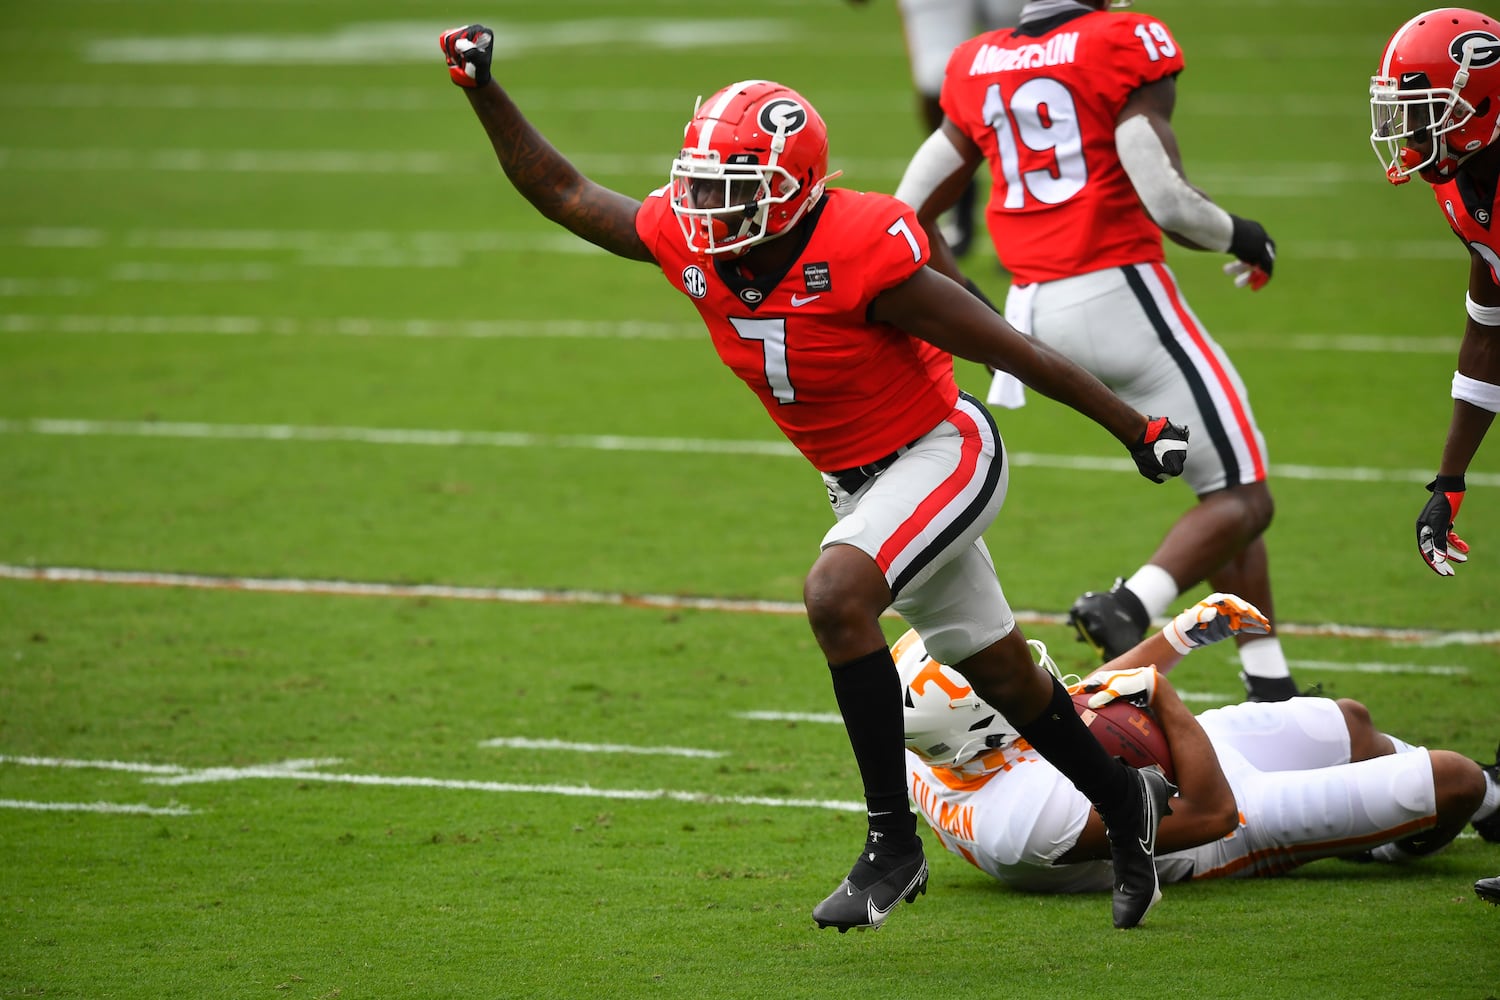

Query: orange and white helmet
[
  {"left": 894, "top": 629, "right": 1064, "bottom": 767},
  {"left": 669, "top": 80, "right": 831, "bottom": 255},
  {"left": 1370, "top": 8, "right": 1500, "bottom": 184}
]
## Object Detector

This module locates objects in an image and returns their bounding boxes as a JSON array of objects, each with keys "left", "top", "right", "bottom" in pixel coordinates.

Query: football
[{"left": 1070, "top": 694, "right": 1176, "bottom": 783}]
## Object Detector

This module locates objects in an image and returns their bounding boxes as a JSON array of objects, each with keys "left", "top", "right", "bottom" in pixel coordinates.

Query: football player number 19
[{"left": 982, "top": 22, "right": 1175, "bottom": 211}]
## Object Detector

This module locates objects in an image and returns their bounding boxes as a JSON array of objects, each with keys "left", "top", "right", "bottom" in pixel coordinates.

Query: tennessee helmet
[
  {"left": 669, "top": 80, "right": 832, "bottom": 255},
  {"left": 894, "top": 629, "right": 1066, "bottom": 767},
  {"left": 1370, "top": 8, "right": 1500, "bottom": 184}
]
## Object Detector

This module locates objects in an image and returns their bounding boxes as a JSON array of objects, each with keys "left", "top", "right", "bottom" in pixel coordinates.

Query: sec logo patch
[{"left": 682, "top": 265, "right": 707, "bottom": 299}]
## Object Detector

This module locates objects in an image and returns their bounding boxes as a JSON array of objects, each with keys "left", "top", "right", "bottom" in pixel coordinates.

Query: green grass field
[{"left": 2, "top": 1, "right": 1498, "bottom": 997}]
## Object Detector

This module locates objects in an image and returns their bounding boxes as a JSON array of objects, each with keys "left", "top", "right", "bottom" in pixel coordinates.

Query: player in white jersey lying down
[{"left": 898, "top": 594, "right": 1500, "bottom": 892}]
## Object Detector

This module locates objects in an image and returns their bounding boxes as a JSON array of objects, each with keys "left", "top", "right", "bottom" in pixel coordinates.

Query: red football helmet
[
  {"left": 1370, "top": 7, "right": 1500, "bottom": 184},
  {"left": 669, "top": 80, "right": 832, "bottom": 255}
]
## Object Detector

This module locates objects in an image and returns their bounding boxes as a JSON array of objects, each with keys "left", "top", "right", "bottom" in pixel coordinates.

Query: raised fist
[
  {"left": 440, "top": 24, "right": 494, "bottom": 89},
  {"left": 1129, "top": 416, "right": 1188, "bottom": 483}
]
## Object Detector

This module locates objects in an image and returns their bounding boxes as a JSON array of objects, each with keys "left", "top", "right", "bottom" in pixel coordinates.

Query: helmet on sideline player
[
  {"left": 1370, "top": 7, "right": 1500, "bottom": 184},
  {"left": 669, "top": 80, "right": 834, "bottom": 255},
  {"left": 894, "top": 628, "right": 1065, "bottom": 767}
]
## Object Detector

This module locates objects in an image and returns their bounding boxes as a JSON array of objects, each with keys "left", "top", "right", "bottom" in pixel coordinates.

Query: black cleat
[
  {"left": 1069, "top": 579, "right": 1150, "bottom": 662},
  {"left": 812, "top": 841, "right": 928, "bottom": 932},
  {"left": 1473, "top": 742, "right": 1500, "bottom": 844},
  {"left": 1476, "top": 876, "right": 1500, "bottom": 905},
  {"left": 1104, "top": 764, "right": 1176, "bottom": 929},
  {"left": 1240, "top": 673, "right": 1302, "bottom": 703}
]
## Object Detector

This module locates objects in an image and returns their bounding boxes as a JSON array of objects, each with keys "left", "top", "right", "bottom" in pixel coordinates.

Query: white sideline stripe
[
  {"left": 738, "top": 711, "right": 843, "bottom": 725},
  {"left": 2, "top": 228, "right": 1460, "bottom": 264},
  {"left": 1285, "top": 659, "right": 1468, "bottom": 676},
  {"left": 0, "top": 147, "right": 1384, "bottom": 194},
  {"left": 3, "top": 416, "right": 1496, "bottom": 488},
  {"left": 3, "top": 227, "right": 600, "bottom": 255},
  {"left": 478, "top": 737, "right": 725, "bottom": 759},
  {"left": 3, "top": 564, "right": 1498, "bottom": 648},
  {"left": 0, "top": 799, "right": 195, "bottom": 816},
  {"left": 2, "top": 312, "right": 1464, "bottom": 354},
  {"left": 0, "top": 754, "right": 861, "bottom": 812},
  {"left": 0, "top": 314, "right": 690, "bottom": 340},
  {"left": 83, "top": 19, "right": 788, "bottom": 65},
  {"left": 0, "top": 85, "right": 1342, "bottom": 117},
  {"left": 0, "top": 754, "right": 189, "bottom": 775}
]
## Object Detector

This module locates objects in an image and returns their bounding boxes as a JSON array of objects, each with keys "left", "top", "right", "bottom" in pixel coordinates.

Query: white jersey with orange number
[{"left": 905, "top": 698, "right": 1440, "bottom": 891}]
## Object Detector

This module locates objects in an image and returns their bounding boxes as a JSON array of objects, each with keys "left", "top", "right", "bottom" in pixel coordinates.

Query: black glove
[
  {"left": 440, "top": 24, "right": 494, "bottom": 89},
  {"left": 1129, "top": 417, "right": 1188, "bottom": 483},
  {"left": 1225, "top": 215, "right": 1275, "bottom": 291},
  {"left": 1416, "top": 474, "right": 1469, "bottom": 576}
]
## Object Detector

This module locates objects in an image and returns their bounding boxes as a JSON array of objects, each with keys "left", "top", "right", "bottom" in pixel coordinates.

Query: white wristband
[
  {"left": 1466, "top": 292, "right": 1500, "bottom": 326},
  {"left": 1162, "top": 621, "right": 1194, "bottom": 657},
  {"left": 1452, "top": 370, "right": 1500, "bottom": 412}
]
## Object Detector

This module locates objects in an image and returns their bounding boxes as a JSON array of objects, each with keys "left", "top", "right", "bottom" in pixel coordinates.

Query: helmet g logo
[
  {"left": 758, "top": 98, "right": 808, "bottom": 137},
  {"left": 1451, "top": 30, "right": 1500, "bottom": 70}
]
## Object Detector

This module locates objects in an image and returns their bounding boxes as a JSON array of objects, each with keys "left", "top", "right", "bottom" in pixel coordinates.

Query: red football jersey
[
  {"left": 635, "top": 188, "right": 958, "bottom": 471},
  {"left": 1430, "top": 177, "right": 1500, "bottom": 287},
  {"left": 940, "top": 10, "right": 1186, "bottom": 284}
]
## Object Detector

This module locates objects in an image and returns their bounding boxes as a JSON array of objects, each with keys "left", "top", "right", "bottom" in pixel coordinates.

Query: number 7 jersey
[
  {"left": 940, "top": 9, "right": 1186, "bottom": 285},
  {"left": 634, "top": 187, "right": 958, "bottom": 472}
]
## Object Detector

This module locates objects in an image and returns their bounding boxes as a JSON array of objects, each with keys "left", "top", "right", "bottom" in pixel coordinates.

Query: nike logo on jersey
[{"left": 789, "top": 293, "right": 821, "bottom": 307}]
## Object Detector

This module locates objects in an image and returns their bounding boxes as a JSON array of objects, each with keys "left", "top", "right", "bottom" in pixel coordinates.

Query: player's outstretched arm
[
  {"left": 440, "top": 25, "right": 653, "bottom": 263},
  {"left": 873, "top": 266, "right": 1187, "bottom": 483},
  {"left": 1058, "top": 673, "right": 1236, "bottom": 863},
  {"left": 1420, "top": 256, "right": 1500, "bottom": 575},
  {"left": 1088, "top": 592, "right": 1270, "bottom": 677},
  {"left": 1115, "top": 77, "right": 1275, "bottom": 291}
]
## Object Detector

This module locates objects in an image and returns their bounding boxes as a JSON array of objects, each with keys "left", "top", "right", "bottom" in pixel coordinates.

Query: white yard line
[
  {"left": 0, "top": 799, "right": 195, "bottom": 816},
  {"left": 0, "top": 754, "right": 862, "bottom": 813},
  {"left": 1, "top": 563, "right": 1495, "bottom": 650},
  {"left": 478, "top": 737, "right": 725, "bottom": 759},
  {"left": 1, "top": 416, "right": 1495, "bottom": 488}
]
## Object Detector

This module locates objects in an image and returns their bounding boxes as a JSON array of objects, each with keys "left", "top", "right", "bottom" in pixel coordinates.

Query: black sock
[
  {"left": 828, "top": 647, "right": 918, "bottom": 851},
  {"left": 1013, "top": 676, "right": 1133, "bottom": 819}
]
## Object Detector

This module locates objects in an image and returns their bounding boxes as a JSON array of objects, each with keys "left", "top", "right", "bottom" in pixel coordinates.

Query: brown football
[{"left": 1070, "top": 694, "right": 1176, "bottom": 783}]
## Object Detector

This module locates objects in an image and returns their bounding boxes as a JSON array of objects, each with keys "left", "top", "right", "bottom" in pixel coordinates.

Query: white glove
[
  {"left": 1079, "top": 666, "right": 1158, "bottom": 709},
  {"left": 1162, "top": 592, "right": 1270, "bottom": 655}
]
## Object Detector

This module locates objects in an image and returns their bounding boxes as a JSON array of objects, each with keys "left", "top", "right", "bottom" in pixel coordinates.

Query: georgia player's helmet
[
  {"left": 894, "top": 628, "right": 1065, "bottom": 767},
  {"left": 669, "top": 80, "right": 832, "bottom": 255},
  {"left": 1370, "top": 8, "right": 1500, "bottom": 184}
]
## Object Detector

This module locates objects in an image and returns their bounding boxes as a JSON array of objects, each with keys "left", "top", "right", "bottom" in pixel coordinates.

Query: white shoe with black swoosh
[
  {"left": 812, "top": 842, "right": 928, "bottom": 932},
  {"left": 1107, "top": 764, "right": 1175, "bottom": 929}
]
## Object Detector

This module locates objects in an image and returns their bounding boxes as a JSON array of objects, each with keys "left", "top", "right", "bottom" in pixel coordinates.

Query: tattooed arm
[{"left": 460, "top": 81, "right": 655, "bottom": 264}]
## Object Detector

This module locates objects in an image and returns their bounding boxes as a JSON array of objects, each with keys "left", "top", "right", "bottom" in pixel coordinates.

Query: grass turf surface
[{"left": 2, "top": 1, "right": 1498, "bottom": 997}]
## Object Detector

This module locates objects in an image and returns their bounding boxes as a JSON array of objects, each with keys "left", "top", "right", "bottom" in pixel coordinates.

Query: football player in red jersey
[
  {"left": 894, "top": 0, "right": 1299, "bottom": 703},
  {"left": 1370, "top": 7, "right": 1500, "bottom": 579},
  {"left": 1369, "top": 6, "right": 1500, "bottom": 907},
  {"left": 898, "top": 595, "right": 1500, "bottom": 895},
  {"left": 439, "top": 26, "right": 1192, "bottom": 930}
]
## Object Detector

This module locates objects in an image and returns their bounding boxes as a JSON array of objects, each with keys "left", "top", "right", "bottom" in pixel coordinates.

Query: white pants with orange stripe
[
  {"left": 819, "top": 392, "right": 1015, "bottom": 666},
  {"left": 1177, "top": 698, "right": 1438, "bottom": 880},
  {"left": 1019, "top": 262, "right": 1269, "bottom": 496}
]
